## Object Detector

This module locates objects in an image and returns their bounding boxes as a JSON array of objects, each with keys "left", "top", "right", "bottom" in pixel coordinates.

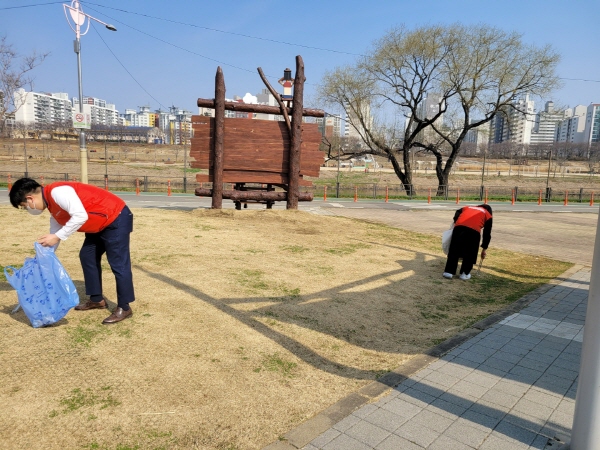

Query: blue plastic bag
[{"left": 4, "top": 242, "right": 79, "bottom": 328}]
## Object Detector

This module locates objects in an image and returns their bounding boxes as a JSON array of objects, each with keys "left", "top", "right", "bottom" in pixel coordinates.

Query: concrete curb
[{"left": 262, "top": 263, "right": 585, "bottom": 450}]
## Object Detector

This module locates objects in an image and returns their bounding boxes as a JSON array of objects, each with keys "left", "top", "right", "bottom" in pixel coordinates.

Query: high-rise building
[
  {"left": 557, "top": 105, "right": 587, "bottom": 143},
  {"left": 13, "top": 89, "right": 73, "bottom": 128},
  {"left": 585, "top": 104, "right": 600, "bottom": 145},
  {"left": 72, "top": 96, "right": 120, "bottom": 126},
  {"left": 316, "top": 115, "right": 342, "bottom": 139},
  {"left": 489, "top": 94, "right": 535, "bottom": 145},
  {"left": 344, "top": 103, "right": 372, "bottom": 143},
  {"left": 529, "top": 101, "right": 566, "bottom": 144}
]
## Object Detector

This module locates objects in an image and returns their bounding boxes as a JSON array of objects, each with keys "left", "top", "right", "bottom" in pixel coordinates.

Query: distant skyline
[{"left": 1, "top": 0, "right": 599, "bottom": 116}]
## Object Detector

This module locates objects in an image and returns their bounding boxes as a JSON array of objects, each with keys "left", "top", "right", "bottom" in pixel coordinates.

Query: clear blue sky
[{"left": 1, "top": 0, "right": 599, "bottom": 115}]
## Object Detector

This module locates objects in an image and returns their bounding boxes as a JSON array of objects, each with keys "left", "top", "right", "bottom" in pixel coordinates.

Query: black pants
[
  {"left": 444, "top": 225, "right": 481, "bottom": 276},
  {"left": 79, "top": 205, "right": 135, "bottom": 309}
]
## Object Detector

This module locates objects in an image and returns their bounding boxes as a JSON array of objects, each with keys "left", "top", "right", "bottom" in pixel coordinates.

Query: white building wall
[{"left": 14, "top": 89, "right": 73, "bottom": 127}]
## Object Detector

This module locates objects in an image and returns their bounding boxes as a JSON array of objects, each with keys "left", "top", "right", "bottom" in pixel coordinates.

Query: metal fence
[{"left": 0, "top": 171, "right": 597, "bottom": 204}]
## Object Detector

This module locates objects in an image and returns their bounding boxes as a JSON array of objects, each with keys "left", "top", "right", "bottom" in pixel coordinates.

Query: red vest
[
  {"left": 455, "top": 206, "right": 492, "bottom": 232},
  {"left": 43, "top": 182, "right": 126, "bottom": 233}
]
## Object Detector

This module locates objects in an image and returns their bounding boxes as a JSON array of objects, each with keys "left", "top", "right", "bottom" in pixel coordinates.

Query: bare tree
[
  {"left": 319, "top": 24, "right": 560, "bottom": 194},
  {"left": 0, "top": 35, "right": 49, "bottom": 136}
]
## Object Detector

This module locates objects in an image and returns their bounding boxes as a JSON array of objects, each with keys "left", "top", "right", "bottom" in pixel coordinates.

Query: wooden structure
[{"left": 191, "top": 55, "right": 325, "bottom": 209}]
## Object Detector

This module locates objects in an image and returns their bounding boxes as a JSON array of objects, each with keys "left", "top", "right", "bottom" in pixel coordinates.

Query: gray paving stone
[
  {"left": 394, "top": 419, "right": 440, "bottom": 448},
  {"left": 450, "top": 379, "right": 492, "bottom": 399},
  {"left": 438, "top": 391, "right": 478, "bottom": 410},
  {"left": 363, "top": 407, "right": 407, "bottom": 432},
  {"left": 332, "top": 414, "right": 362, "bottom": 432},
  {"left": 442, "top": 420, "right": 491, "bottom": 448},
  {"left": 463, "top": 371, "right": 502, "bottom": 389},
  {"left": 427, "top": 398, "right": 469, "bottom": 420},
  {"left": 374, "top": 433, "right": 423, "bottom": 450},
  {"left": 460, "top": 409, "right": 502, "bottom": 431},
  {"left": 544, "top": 364, "right": 578, "bottom": 381},
  {"left": 492, "top": 350, "right": 523, "bottom": 364},
  {"left": 380, "top": 397, "right": 423, "bottom": 420},
  {"left": 422, "top": 370, "right": 460, "bottom": 389},
  {"left": 410, "top": 408, "right": 454, "bottom": 433},
  {"left": 492, "top": 379, "right": 529, "bottom": 397},
  {"left": 437, "top": 362, "right": 474, "bottom": 380},
  {"left": 351, "top": 403, "right": 378, "bottom": 419},
  {"left": 502, "top": 410, "right": 545, "bottom": 434},
  {"left": 529, "top": 434, "right": 550, "bottom": 449},
  {"left": 428, "top": 434, "right": 475, "bottom": 449},
  {"left": 480, "top": 389, "right": 521, "bottom": 410},
  {"left": 401, "top": 387, "right": 437, "bottom": 407},
  {"left": 494, "top": 421, "right": 537, "bottom": 446},
  {"left": 322, "top": 433, "right": 372, "bottom": 450},
  {"left": 345, "top": 420, "right": 391, "bottom": 447},
  {"left": 512, "top": 398, "right": 554, "bottom": 422},
  {"left": 478, "top": 433, "right": 530, "bottom": 450},
  {"left": 310, "top": 428, "right": 341, "bottom": 448},
  {"left": 508, "top": 365, "right": 544, "bottom": 384},
  {"left": 522, "top": 388, "right": 562, "bottom": 410}
]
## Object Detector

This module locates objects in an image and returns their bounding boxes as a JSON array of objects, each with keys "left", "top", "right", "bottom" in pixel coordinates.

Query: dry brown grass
[{"left": 0, "top": 206, "right": 570, "bottom": 450}]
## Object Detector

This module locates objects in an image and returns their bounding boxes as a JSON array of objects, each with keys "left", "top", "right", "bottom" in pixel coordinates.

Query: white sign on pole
[{"left": 72, "top": 111, "right": 91, "bottom": 129}]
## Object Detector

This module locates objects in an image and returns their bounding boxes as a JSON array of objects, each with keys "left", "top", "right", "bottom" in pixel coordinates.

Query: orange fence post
[
  {"left": 385, "top": 186, "right": 389, "bottom": 203},
  {"left": 511, "top": 189, "right": 515, "bottom": 205},
  {"left": 428, "top": 188, "right": 431, "bottom": 204},
  {"left": 591, "top": 192, "right": 595, "bottom": 207},
  {"left": 168, "top": 180, "right": 172, "bottom": 196},
  {"left": 7, "top": 174, "right": 12, "bottom": 191},
  {"left": 136, "top": 178, "right": 140, "bottom": 195},
  {"left": 104, "top": 176, "right": 109, "bottom": 191},
  {"left": 323, "top": 185, "right": 327, "bottom": 202},
  {"left": 538, "top": 190, "right": 542, "bottom": 206},
  {"left": 40, "top": 175, "right": 44, "bottom": 187},
  {"left": 354, "top": 186, "right": 358, "bottom": 202},
  {"left": 456, "top": 188, "right": 460, "bottom": 204},
  {"left": 564, "top": 190, "right": 568, "bottom": 206},
  {"left": 484, "top": 189, "right": 488, "bottom": 205}
]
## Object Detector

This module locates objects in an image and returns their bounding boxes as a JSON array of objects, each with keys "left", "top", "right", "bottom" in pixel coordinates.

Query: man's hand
[
  {"left": 38, "top": 234, "right": 60, "bottom": 247},
  {"left": 481, "top": 249, "right": 487, "bottom": 260}
]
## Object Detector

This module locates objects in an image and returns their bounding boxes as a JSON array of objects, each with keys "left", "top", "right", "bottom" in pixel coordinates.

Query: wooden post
[
  {"left": 385, "top": 186, "right": 389, "bottom": 203},
  {"left": 564, "top": 190, "right": 569, "bottom": 206},
  {"left": 168, "top": 180, "right": 172, "bottom": 196},
  {"left": 591, "top": 192, "right": 595, "bottom": 207},
  {"left": 323, "top": 185, "right": 327, "bottom": 201},
  {"left": 511, "top": 189, "right": 515, "bottom": 205},
  {"left": 456, "top": 188, "right": 460, "bottom": 204},
  {"left": 287, "top": 56, "right": 305, "bottom": 210},
  {"left": 428, "top": 188, "right": 431, "bottom": 204},
  {"left": 136, "top": 178, "right": 140, "bottom": 195},
  {"left": 538, "top": 189, "right": 542, "bottom": 206},
  {"left": 212, "top": 66, "right": 225, "bottom": 209},
  {"left": 484, "top": 189, "right": 488, "bottom": 204}
]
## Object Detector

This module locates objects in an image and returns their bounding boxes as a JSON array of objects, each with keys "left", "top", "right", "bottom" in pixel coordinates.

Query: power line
[
  {"left": 559, "top": 77, "right": 600, "bottom": 83},
  {"left": 91, "top": 23, "right": 168, "bottom": 111},
  {"left": 84, "top": 1, "right": 363, "bottom": 57},
  {"left": 0, "top": 1, "right": 63, "bottom": 10},
  {"left": 85, "top": 4, "right": 266, "bottom": 77}
]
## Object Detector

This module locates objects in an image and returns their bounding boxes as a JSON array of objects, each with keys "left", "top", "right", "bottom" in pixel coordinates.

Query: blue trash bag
[{"left": 4, "top": 242, "right": 79, "bottom": 328}]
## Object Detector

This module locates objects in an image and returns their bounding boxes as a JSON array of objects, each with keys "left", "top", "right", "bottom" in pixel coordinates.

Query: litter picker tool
[{"left": 476, "top": 259, "right": 483, "bottom": 276}]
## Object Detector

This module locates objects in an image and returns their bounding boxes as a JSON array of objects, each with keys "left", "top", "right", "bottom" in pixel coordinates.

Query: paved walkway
[{"left": 265, "top": 265, "right": 588, "bottom": 449}]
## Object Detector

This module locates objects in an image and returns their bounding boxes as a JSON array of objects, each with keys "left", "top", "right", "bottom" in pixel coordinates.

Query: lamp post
[{"left": 63, "top": 1, "right": 116, "bottom": 184}]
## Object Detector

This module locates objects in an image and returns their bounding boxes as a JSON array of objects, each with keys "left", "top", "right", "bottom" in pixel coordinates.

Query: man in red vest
[
  {"left": 9, "top": 178, "right": 135, "bottom": 324},
  {"left": 443, "top": 204, "right": 493, "bottom": 281}
]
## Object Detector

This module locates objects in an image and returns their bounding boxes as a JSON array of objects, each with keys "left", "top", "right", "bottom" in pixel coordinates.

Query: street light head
[{"left": 105, "top": 24, "right": 117, "bottom": 31}]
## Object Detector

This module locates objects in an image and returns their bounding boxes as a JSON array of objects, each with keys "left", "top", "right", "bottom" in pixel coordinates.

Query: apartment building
[
  {"left": 489, "top": 94, "right": 535, "bottom": 145},
  {"left": 557, "top": 105, "right": 587, "bottom": 143},
  {"left": 13, "top": 88, "right": 73, "bottom": 128},
  {"left": 584, "top": 104, "right": 600, "bottom": 145},
  {"left": 72, "top": 96, "right": 120, "bottom": 126},
  {"left": 529, "top": 101, "right": 566, "bottom": 145}
]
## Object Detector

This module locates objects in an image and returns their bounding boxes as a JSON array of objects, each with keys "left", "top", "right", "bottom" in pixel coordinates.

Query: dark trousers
[
  {"left": 444, "top": 225, "right": 481, "bottom": 276},
  {"left": 79, "top": 205, "right": 135, "bottom": 309}
]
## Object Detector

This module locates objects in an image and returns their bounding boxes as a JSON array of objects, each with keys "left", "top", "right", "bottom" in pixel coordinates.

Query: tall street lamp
[{"left": 63, "top": 1, "right": 116, "bottom": 184}]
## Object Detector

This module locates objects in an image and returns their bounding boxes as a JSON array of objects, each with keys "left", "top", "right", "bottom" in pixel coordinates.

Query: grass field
[{"left": 0, "top": 206, "right": 571, "bottom": 449}]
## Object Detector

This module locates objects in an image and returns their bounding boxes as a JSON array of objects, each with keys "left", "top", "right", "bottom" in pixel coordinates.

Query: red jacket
[
  {"left": 455, "top": 206, "right": 492, "bottom": 232},
  {"left": 43, "top": 182, "right": 125, "bottom": 233}
]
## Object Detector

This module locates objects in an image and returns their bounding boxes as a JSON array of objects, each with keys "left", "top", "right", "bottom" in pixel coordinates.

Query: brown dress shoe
[
  {"left": 102, "top": 307, "right": 132, "bottom": 324},
  {"left": 74, "top": 299, "right": 108, "bottom": 311}
]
